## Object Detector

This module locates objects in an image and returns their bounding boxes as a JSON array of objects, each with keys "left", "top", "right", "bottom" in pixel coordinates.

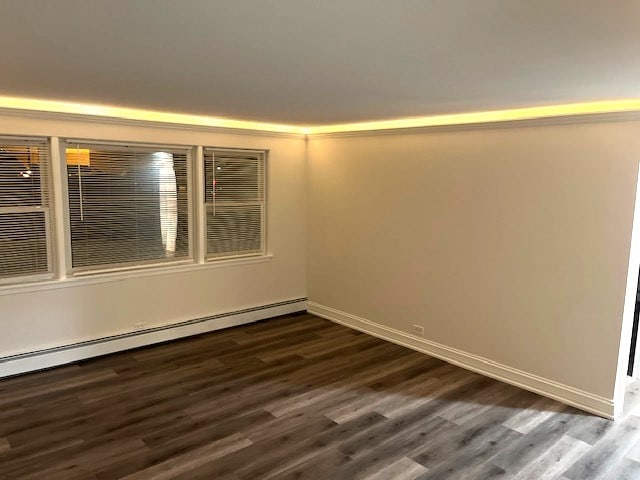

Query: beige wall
[
  {"left": 0, "top": 114, "right": 307, "bottom": 356},
  {"left": 307, "top": 121, "right": 640, "bottom": 401},
  {"left": 3, "top": 112, "right": 639, "bottom": 412}
]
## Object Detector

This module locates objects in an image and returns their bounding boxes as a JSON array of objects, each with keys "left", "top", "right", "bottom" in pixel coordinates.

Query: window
[
  {"left": 204, "top": 148, "right": 266, "bottom": 259},
  {"left": 0, "top": 138, "right": 267, "bottom": 286},
  {"left": 65, "top": 141, "right": 192, "bottom": 273},
  {"left": 0, "top": 137, "right": 53, "bottom": 283}
]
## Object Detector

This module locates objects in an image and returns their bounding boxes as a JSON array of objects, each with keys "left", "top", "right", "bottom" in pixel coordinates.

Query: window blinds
[
  {"left": 65, "top": 142, "right": 191, "bottom": 272},
  {"left": 204, "top": 148, "right": 265, "bottom": 259},
  {"left": 0, "top": 137, "right": 53, "bottom": 282}
]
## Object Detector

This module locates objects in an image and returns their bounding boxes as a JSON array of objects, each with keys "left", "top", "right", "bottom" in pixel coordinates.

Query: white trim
[
  {"left": 309, "top": 111, "right": 640, "bottom": 138},
  {"left": 308, "top": 302, "right": 615, "bottom": 419},
  {"left": 71, "top": 259, "right": 197, "bottom": 276},
  {"left": 194, "top": 146, "right": 206, "bottom": 264},
  {"left": 0, "top": 298, "right": 307, "bottom": 378},
  {"left": 614, "top": 165, "right": 640, "bottom": 415},
  {"left": 53, "top": 136, "right": 73, "bottom": 278},
  {"left": 65, "top": 138, "right": 193, "bottom": 151},
  {"left": 203, "top": 146, "right": 269, "bottom": 155},
  {"left": 202, "top": 147, "right": 267, "bottom": 260},
  {"left": 4, "top": 103, "right": 640, "bottom": 141},
  {"left": 0, "top": 254, "right": 274, "bottom": 296},
  {"left": 0, "top": 134, "right": 48, "bottom": 142},
  {"left": 0, "top": 135, "right": 57, "bottom": 283},
  {"left": 2, "top": 99, "right": 640, "bottom": 138},
  {"left": 204, "top": 200, "right": 263, "bottom": 208},
  {"left": 0, "top": 206, "right": 48, "bottom": 214},
  {"left": 264, "top": 150, "right": 270, "bottom": 256},
  {"left": 633, "top": 310, "right": 640, "bottom": 380},
  {"left": 0, "top": 107, "right": 307, "bottom": 139},
  {"left": 205, "top": 252, "right": 266, "bottom": 262},
  {"left": 0, "top": 272, "right": 54, "bottom": 286},
  {"left": 186, "top": 147, "right": 195, "bottom": 260}
]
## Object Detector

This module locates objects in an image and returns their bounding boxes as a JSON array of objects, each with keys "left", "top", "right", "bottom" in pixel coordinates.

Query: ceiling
[{"left": 1, "top": 0, "right": 639, "bottom": 126}]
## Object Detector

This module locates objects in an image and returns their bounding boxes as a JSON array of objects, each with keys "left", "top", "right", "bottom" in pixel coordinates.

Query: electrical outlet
[
  {"left": 134, "top": 322, "right": 147, "bottom": 331},
  {"left": 412, "top": 325, "right": 424, "bottom": 336}
]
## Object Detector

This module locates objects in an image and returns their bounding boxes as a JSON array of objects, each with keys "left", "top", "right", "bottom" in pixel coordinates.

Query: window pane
[
  {"left": 0, "top": 211, "right": 49, "bottom": 278},
  {"left": 0, "top": 138, "right": 52, "bottom": 283},
  {"left": 204, "top": 154, "right": 263, "bottom": 203},
  {"left": 0, "top": 148, "right": 43, "bottom": 207},
  {"left": 203, "top": 149, "right": 266, "bottom": 260},
  {"left": 66, "top": 144, "right": 191, "bottom": 271},
  {"left": 206, "top": 204, "right": 263, "bottom": 257}
]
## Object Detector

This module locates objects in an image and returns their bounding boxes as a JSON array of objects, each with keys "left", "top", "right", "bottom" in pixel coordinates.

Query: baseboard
[
  {"left": 308, "top": 301, "right": 615, "bottom": 419},
  {"left": 0, "top": 298, "right": 307, "bottom": 378}
]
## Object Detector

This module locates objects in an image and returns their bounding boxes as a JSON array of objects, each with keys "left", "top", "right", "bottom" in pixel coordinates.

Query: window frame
[
  {"left": 202, "top": 147, "right": 267, "bottom": 261},
  {"left": 61, "top": 139, "right": 196, "bottom": 276},
  {"left": 0, "top": 136, "right": 56, "bottom": 286},
  {"left": 0, "top": 136, "right": 272, "bottom": 290}
]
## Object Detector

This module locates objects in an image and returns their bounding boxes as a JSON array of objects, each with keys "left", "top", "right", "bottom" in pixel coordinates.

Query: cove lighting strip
[
  {"left": 307, "top": 100, "right": 640, "bottom": 134},
  {"left": 0, "top": 96, "right": 309, "bottom": 135},
  {"left": 0, "top": 96, "right": 639, "bottom": 135}
]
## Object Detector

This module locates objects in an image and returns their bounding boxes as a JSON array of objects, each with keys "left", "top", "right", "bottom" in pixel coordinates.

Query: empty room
[{"left": 2, "top": 1, "right": 640, "bottom": 478}]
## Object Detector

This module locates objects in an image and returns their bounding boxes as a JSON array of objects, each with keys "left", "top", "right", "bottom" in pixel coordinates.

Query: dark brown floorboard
[{"left": 0, "top": 312, "right": 638, "bottom": 479}]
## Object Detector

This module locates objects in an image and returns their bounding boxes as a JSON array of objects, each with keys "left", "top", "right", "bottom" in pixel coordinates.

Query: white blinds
[
  {"left": 65, "top": 142, "right": 191, "bottom": 272},
  {"left": 204, "top": 148, "right": 265, "bottom": 259},
  {"left": 0, "top": 137, "right": 53, "bottom": 282},
  {"left": 0, "top": 139, "right": 266, "bottom": 284}
]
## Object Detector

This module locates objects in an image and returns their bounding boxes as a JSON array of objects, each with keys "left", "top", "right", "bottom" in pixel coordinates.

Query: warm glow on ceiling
[
  {"left": 307, "top": 100, "right": 640, "bottom": 134},
  {"left": 0, "top": 96, "right": 639, "bottom": 135},
  {"left": 0, "top": 96, "right": 309, "bottom": 135}
]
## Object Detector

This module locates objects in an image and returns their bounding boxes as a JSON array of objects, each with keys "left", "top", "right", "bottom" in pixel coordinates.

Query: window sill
[{"left": 0, "top": 254, "right": 274, "bottom": 296}]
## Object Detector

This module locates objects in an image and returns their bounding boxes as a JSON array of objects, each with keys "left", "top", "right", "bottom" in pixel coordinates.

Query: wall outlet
[
  {"left": 134, "top": 322, "right": 147, "bottom": 331},
  {"left": 412, "top": 325, "right": 424, "bottom": 336}
]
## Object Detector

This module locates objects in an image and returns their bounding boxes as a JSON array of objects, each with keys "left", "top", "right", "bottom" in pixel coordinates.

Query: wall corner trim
[
  {"left": 0, "top": 298, "right": 308, "bottom": 378},
  {"left": 308, "top": 301, "right": 615, "bottom": 419}
]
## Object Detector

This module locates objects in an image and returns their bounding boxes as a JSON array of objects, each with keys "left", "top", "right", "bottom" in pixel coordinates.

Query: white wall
[
  {"left": 307, "top": 120, "right": 640, "bottom": 413},
  {"left": 0, "top": 113, "right": 307, "bottom": 359},
  {"left": 3, "top": 111, "right": 640, "bottom": 417}
]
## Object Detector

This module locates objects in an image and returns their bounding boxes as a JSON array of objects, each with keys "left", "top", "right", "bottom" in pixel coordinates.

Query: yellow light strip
[
  {"left": 0, "top": 96, "right": 310, "bottom": 135},
  {"left": 307, "top": 100, "right": 640, "bottom": 135},
  {"left": 0, "top": 96, "right": 639, "bottom": 135}
]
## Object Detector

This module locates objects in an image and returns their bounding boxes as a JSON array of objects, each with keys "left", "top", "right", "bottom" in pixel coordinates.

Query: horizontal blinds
[
  {"left": 65, "top": 142, "right": 191, "bottom": 271},
  {"left": 0, "top": 137, "right": 53, "bottom": 281},
  {"left": 204, "top": 149, "right": 265, "bottom": 258}
]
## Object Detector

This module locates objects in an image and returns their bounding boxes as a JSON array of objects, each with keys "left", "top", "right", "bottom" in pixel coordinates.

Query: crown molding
[
  {"left": 0, "top": 100, "right": 640, "bottom": 139},
  {"left": 309, "top": 110, "right": 640, "bottom": 138},
  {"left": 307, "top": 100, "right": 640, "bottom": 136},
  {"left": 0, "top": 107, "right": 308, "bottom": 139}
]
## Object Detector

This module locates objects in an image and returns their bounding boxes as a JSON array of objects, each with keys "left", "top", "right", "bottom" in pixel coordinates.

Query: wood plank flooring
[{"left": 1, "top": 312, "right": 639, "bottom": 479}]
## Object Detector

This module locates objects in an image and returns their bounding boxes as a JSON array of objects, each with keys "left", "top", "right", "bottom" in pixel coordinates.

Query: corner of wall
[{"left": 308, "top": 301, "right": 615, "bottom": 419}]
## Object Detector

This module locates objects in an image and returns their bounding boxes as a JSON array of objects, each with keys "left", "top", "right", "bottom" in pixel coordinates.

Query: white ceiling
[{"left": 1, "top": 0, "right": 639, "bottom": 126}]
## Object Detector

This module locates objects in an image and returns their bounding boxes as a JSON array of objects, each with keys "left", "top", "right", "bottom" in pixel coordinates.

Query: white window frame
[
  {"left": 0, "top": 137, "right": 274, "bottom": 291},
  {"left": 202, "top": 147, "right": 267, "bottom": 261},
  {"left": 61, "top": 139, "right": 195, "bottom": 276},
  {"left": 0, "top": 136, "right": 56, "bottom": 286}
]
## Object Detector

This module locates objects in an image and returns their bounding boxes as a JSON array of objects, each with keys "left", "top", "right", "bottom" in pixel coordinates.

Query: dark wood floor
[{"left": 1, "top": 312, "right": 640, "bottom": 479}]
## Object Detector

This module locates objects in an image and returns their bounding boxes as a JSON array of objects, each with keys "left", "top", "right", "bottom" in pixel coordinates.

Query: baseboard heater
[{"left": 0, "top": 297, "right": 307, "bottom": 378}]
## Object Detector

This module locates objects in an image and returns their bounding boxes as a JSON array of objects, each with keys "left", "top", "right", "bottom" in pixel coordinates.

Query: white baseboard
[
  {"left": 0, "top": 298, "right": 307, "bottom": 378},
  {"left": 308, "top": 301, "right": 615, "bottom": 419}
]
